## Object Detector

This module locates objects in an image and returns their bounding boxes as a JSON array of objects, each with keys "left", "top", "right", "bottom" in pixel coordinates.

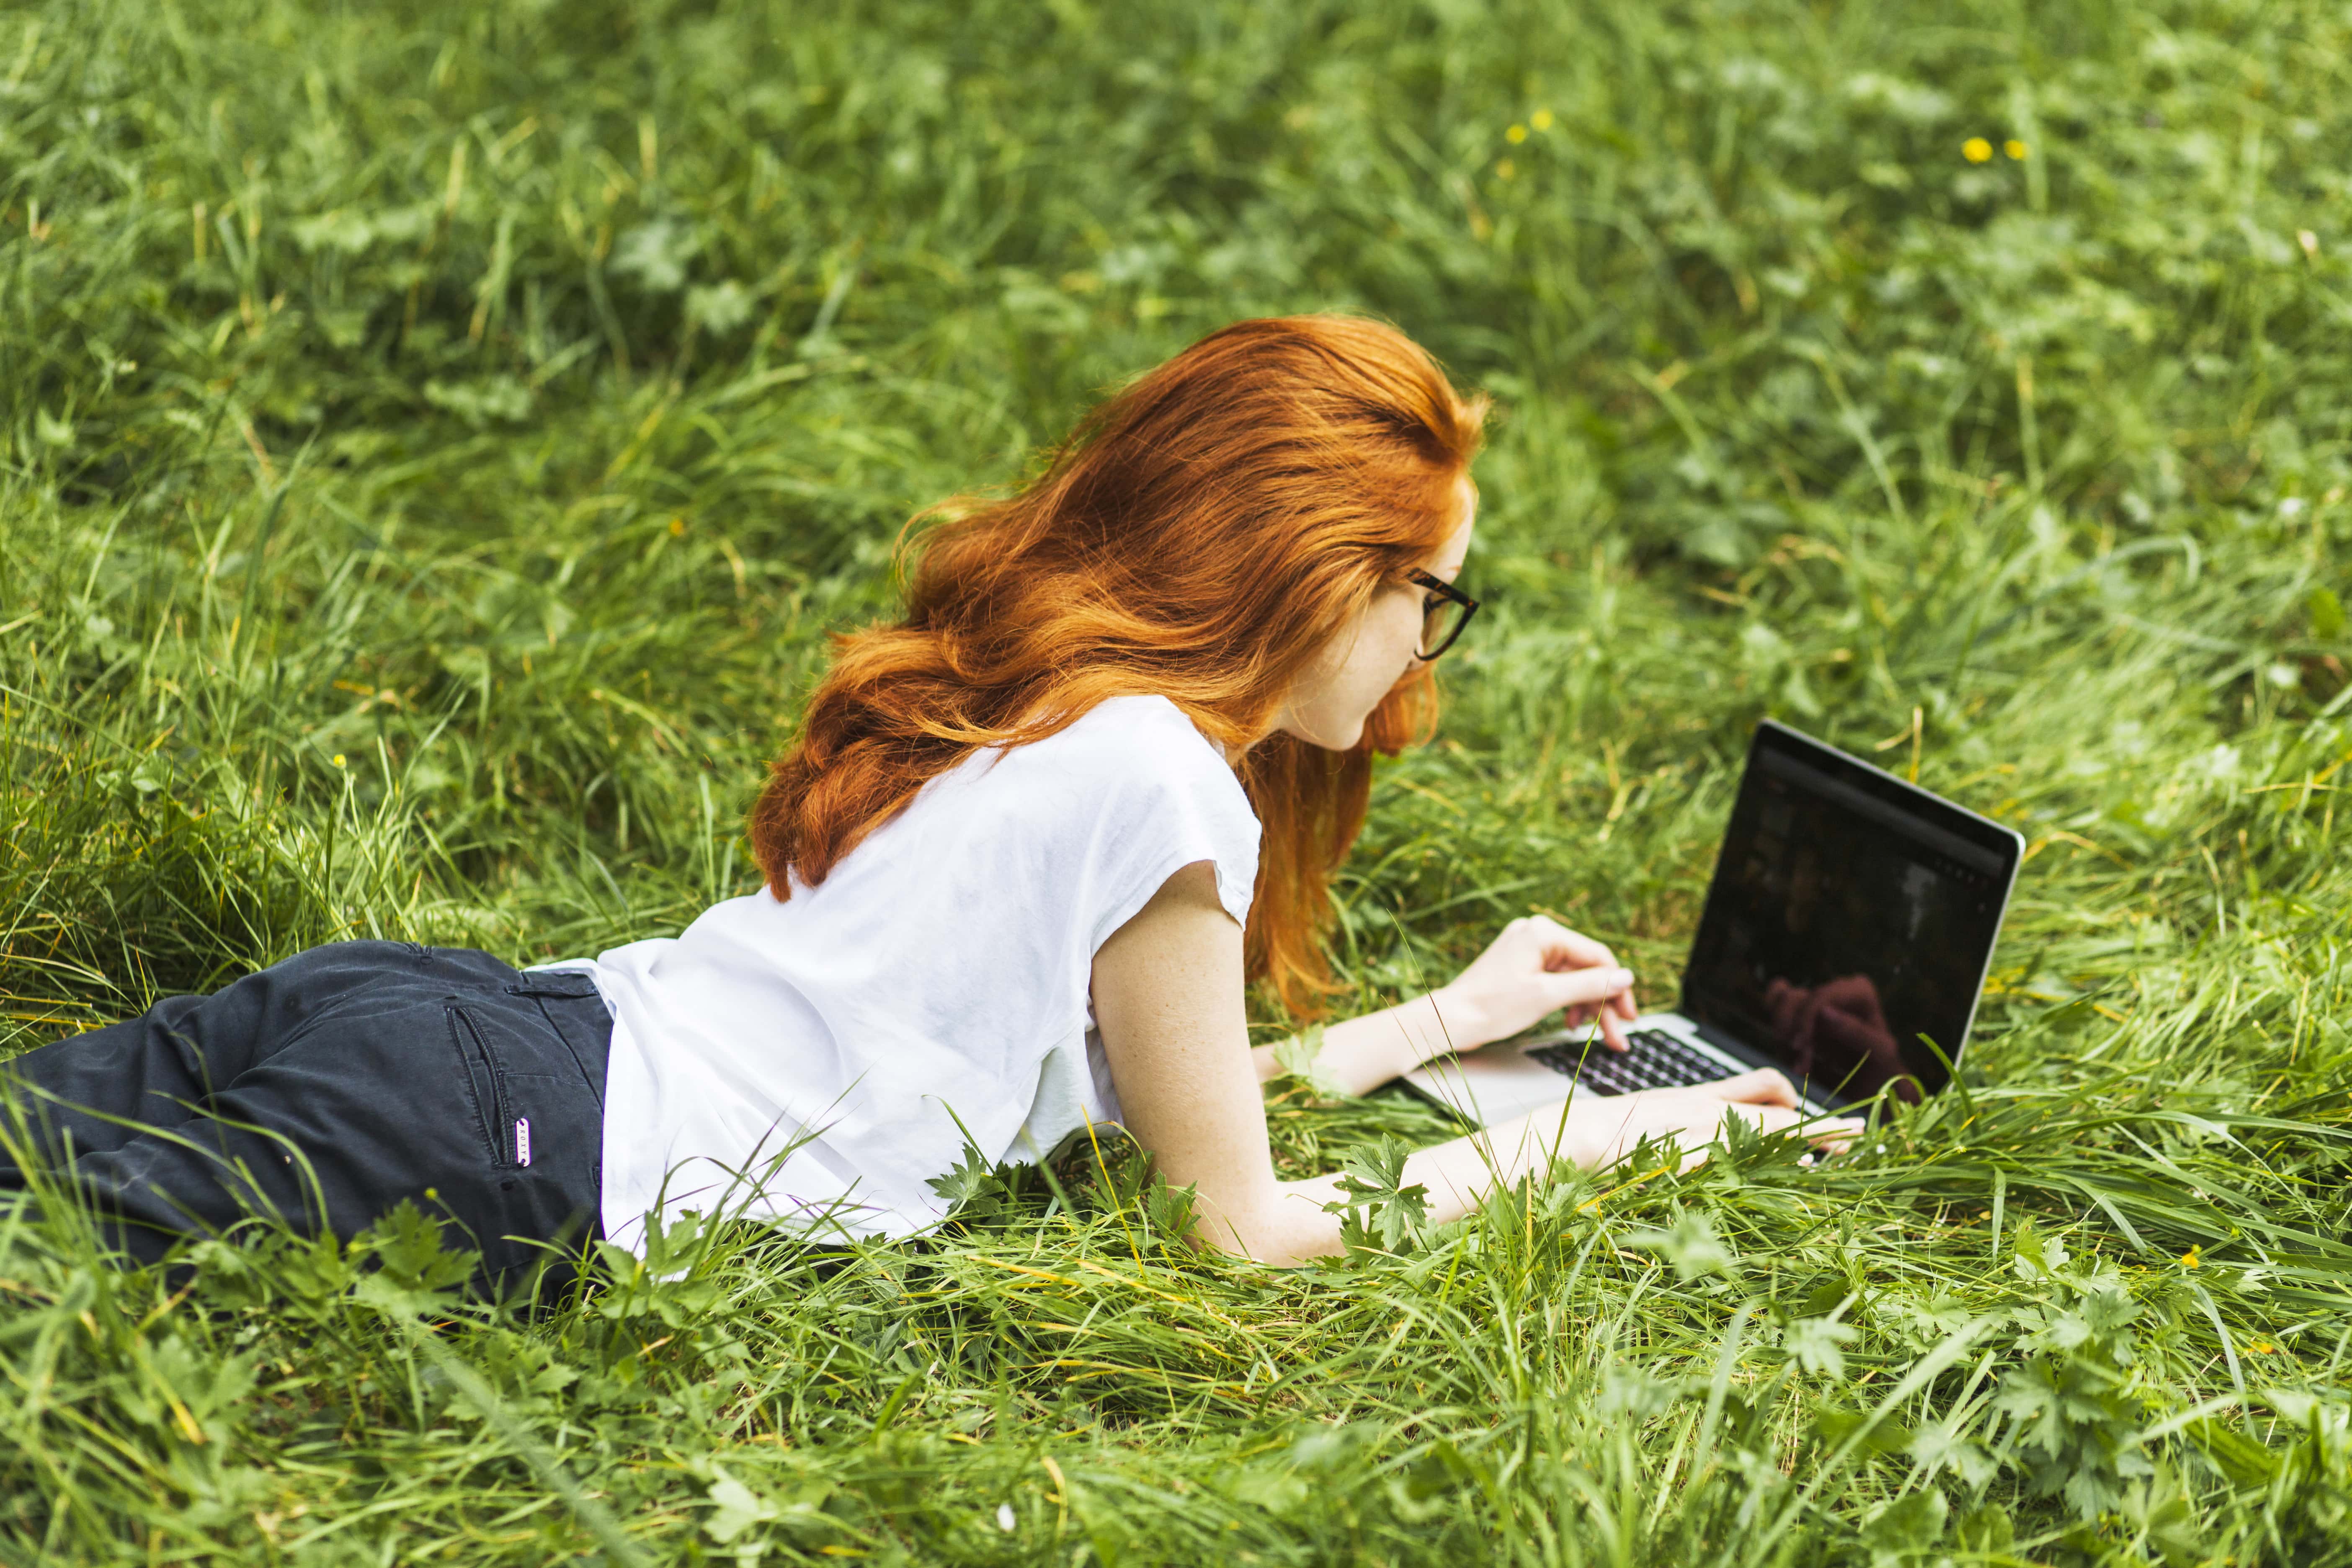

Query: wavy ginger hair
[{"left": 750, "top": 315, "right": 1486, "bottom": 1014}]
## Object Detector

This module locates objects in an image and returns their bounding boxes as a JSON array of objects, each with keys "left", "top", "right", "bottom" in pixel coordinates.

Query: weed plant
[{"left": 3, "top": 0, "right": 2351, "bottom": 1562}]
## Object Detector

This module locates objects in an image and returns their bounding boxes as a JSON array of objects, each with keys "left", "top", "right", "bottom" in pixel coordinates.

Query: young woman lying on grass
[{"left": 0, "top": 316, "right": 1857, "bottom": 1285}]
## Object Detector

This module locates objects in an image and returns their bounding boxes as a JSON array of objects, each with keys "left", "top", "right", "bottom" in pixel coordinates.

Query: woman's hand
[
  {"left": 1563, "top": 1068, "right": 1865, "bottom": 1170},
  {"left": 1410, "top": 1067, "right": 1865, "bottom": 1222},
  {"left": 1433, "top": 914, "right": 1639, "bottom": 1054}
]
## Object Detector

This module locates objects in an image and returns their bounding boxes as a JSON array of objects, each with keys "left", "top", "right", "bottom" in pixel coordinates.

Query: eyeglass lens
[{"left": 1421, "top": 595, "right": 1467, "bottom": 656}]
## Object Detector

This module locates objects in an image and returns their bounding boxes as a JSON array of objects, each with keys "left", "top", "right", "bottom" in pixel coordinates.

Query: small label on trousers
[{"left": 515, "top": 1117, "right": 532, "bottom": 1167}]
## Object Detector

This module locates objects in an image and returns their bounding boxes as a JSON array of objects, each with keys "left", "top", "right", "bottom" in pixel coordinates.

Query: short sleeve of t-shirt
[
  {"left": 1062, "top": 696, "right": 1261, "bottom": 948},
  {"left": 578, "top": 692, "right": 1262, "bottom": 1249}
]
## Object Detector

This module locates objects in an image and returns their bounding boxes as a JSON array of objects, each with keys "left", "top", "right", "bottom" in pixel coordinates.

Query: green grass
[{"left": 4, "top": 0, "right": 2352, "bottom": 1560}]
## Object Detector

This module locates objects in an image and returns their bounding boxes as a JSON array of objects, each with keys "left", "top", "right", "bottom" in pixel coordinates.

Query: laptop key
[
  {"left": 1528, "top": 1029, "right": 1732, "bottom": 1095},
  {"left": 1632, "top": 1032, "right": 1726, "bottom": 1086}
]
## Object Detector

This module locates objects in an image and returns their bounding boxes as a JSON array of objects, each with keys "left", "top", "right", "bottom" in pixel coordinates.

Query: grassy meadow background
[{"left": 5, "top": 0, "right": 2352, "bottom": 1560}]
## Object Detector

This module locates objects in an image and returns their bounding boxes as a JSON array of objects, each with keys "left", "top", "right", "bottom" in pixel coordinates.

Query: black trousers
[{"left": 0, "top": 942, "right": 610, "bottom": 1294}]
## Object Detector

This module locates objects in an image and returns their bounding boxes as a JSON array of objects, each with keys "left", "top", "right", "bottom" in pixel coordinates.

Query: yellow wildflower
[
  {"left": 1495, "top": 158, "right": 1516, "bottom": 180},
  {"left": 332, "top": 754, "right": 346, "bottom": 767},
  {"left": 1506, "top": 123, "right": 1528, "bottom": 144},
  {"left": 2179, "top": 1245, "right": 2200, "bottom": 1268},
  {"left": 2249, "top": 1340, "right": 2275, "bottom": 1354},
  {"left": 1531, "top": 108, "right": 1554, "bottom": 131},
  {"left": 2004, "top": 139, "right": 2028, "bottom": 160},
  {"left": 1963, "top": 137, "right": 1992, "bottom": 163}
]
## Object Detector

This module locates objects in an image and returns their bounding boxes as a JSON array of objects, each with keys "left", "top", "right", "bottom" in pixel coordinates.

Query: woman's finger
[
  {"left": 1547, "top": 970, "right": 1634, "bottom": 1048},
  {"left": 1522, "top": 915, "right": 1618, "bottom": 973},
  {"left": 1723, "top": 1100, "right": 1803, "bottom": 1130},
  {"left": 1712, "top": 1067, "right": 1800, "bottom": 1108},
  {"left": 1800, "top": 1115, "right": 1867, "bottom": 1154},
  {"left": 1555, "top": 1002, "right": 1627, "bottom": 1051},
  {"left": 1542, "top": 966, "right": 1634, "bottom": 1010},
  {"left": 1723, "top": 1105, "right": 1865, "bottom": 1152}
]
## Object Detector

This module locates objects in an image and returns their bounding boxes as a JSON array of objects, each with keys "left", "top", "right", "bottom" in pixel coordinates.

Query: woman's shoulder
[
  {"left": 1019, "top": 696, "right": 1259, "bottom": 932},
  {"left": 989, "top": 694, "right": 1256, "bottom": 829},
  {"left": 1060, "top": 693, "right": 1225, "bottom": 758}
]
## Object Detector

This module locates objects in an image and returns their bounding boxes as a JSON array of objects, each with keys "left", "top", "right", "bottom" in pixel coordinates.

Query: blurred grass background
[{"left": 3, "top": 0, "right": 2351, "bottom": 1561}]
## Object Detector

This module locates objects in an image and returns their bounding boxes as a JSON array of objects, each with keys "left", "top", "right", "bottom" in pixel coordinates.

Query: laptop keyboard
[{"left": 1528, "top": 1029, "right": 1731, "bottom": 1096}]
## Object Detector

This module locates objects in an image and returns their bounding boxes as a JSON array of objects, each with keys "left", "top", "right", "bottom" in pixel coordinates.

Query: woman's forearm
[
  {"left": 1250, "top": 987, "right": 1487, "bottom": 1094},
  {"left": 1247, "top": 916, "right": 1643, "bottom": 1096},
  {"left": 1239, "top": 1101, "right": 1589, "bottom": 1265},
  {"left": 1233, "top": 1081, "right": 1835, "bottom": 1266},
  {"left": 1403, "top": 1101, "right": 1592, "bottom": 1216}
]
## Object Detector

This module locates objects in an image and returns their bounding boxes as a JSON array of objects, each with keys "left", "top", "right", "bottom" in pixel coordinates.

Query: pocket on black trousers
[{"left": 444, "top": 1003, "right": 520, "bottom": 1168}]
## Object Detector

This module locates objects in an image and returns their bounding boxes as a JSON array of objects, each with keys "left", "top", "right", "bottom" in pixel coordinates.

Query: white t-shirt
[{"left": 560, "top": 695, "right": 1261, "bottom": 1251}]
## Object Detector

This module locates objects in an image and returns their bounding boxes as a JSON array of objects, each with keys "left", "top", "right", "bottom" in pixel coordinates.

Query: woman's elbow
[{"left": 1188, "top": 1201, "right": 1341, "bottom": 1268}]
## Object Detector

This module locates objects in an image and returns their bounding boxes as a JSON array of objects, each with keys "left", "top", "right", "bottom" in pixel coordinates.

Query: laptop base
[{"left": 1399, "top": 1011, "right": 1840, "bottom": 1128}]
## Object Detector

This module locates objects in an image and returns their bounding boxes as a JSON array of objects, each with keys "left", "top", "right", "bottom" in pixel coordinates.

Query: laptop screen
[{"left": 1679, "top": 723, "right": 2022, "bottom": 1106}]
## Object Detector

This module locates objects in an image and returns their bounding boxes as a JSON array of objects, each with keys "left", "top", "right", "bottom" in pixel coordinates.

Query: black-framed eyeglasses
[{"left": 1407, "top": 568, "right": 1479, "bottom": 660}]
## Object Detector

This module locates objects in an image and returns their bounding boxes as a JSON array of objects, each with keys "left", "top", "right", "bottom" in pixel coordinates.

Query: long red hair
[{"left": 749, "top": 315, "right": 1487, "bottom": 1014}]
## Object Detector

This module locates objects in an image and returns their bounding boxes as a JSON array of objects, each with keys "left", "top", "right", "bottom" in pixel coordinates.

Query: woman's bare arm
[
  {"left": 1091, "top": 862, "right": 1856, "bottom": 1266},
  {"left": 1245, "top": 911, "right": 1652, "bottom": 1095}
]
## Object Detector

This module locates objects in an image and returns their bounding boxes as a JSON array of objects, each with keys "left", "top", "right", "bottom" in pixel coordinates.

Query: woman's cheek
[{"left": 1389, "top": 603, "right": 1424, "bottom": 680}]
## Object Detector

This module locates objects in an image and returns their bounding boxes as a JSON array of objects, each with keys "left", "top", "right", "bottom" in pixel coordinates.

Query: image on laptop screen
[{"left": 1679, "top": 732, "right": 2017, "bottom": 1105}]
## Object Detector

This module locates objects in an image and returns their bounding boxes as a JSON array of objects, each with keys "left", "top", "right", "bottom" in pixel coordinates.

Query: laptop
[{"left": 1403, "top": 720, "right": 2025, "bottom": 1124}]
